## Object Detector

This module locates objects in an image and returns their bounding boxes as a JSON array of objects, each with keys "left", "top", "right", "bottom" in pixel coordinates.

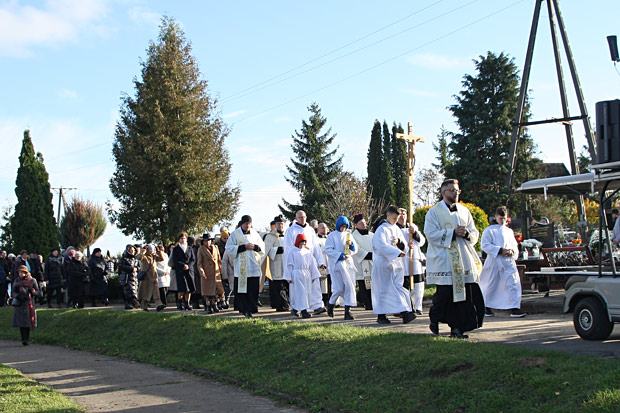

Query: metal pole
[
  {"left": 57, "top": 187, "right": 62, "bottom": 227},
  {"left": 505, "top": 0, "right": 543, "bottom": 190},
  {"left": 552, "top": 0, "right": 597, "bottom": 161}
]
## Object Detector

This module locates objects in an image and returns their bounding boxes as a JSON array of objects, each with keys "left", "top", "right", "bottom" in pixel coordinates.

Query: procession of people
[{"left": 5, "top": 179, "right": 529, "bottom": 345}]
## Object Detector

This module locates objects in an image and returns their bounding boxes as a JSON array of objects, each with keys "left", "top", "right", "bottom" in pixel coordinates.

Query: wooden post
[{"left": 396, "top": 122, "right": 425, "bottom": 277}]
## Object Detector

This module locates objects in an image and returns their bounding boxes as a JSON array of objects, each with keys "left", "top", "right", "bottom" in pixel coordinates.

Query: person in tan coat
[
  {"left": 138, "top": 244, "right": 166, "bottom": 312},
  {"left": 197, "top": 233, "right": 224, "bottom": 314}
]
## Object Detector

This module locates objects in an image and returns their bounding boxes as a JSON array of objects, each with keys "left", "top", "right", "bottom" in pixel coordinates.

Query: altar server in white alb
[
  {"left": 285, "top": 234, "right": 321, "bottom": 318},
  {"left": 284, "top": 210, "right": 327, "bottom": 315},
  {"left": 397, "top": 209, "right": 426, "bottom": 316},
  {"left": 425, "top": 179, "right": 485, "bottom": 339},
  {"left": 325, "top": 215, "right": 358, "bottom": 320},
  {"left": 479, "top": 206, "right": 526, "bottom": 318},
  {"left": 372, "top": 205, "right": 417, "bottom": 325},
  {"left": 351, "top": 214, "right": 373, "bottom": 311},
  {"left": 263, "top": 215, "right": 289, "bottom": 312},
  {"left": 224, "top": 215, "right": 265, "bottom": 318}
]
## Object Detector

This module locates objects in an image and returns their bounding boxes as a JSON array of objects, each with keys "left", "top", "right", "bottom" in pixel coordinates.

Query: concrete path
[{"left": 0, "top": 340, "right": 303, "bottom": 412}]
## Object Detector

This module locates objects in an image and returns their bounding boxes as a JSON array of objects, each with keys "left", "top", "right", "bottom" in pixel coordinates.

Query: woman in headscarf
[
  {"left": 156, "top": 245, "right": 171, "bottom": 308},
  {"left": 88, "top": 248, "right": 109, "bottom": 306},
  {"left": 12, "top": 265, "right": 39, "bottom": 345},
  {"left": 138, "top": 244, "right": 165, "bottom": 311},
  {"left": 44, "top": 248, "right": 65, "bottom": 308},
  {"left": 119, "top": 245, "right": 140, "bottom": 310}
]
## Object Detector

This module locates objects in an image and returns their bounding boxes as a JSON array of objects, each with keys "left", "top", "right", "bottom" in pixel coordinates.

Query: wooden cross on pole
[{"left": 396, "top": 122, "right": 425, "bottom": 277}]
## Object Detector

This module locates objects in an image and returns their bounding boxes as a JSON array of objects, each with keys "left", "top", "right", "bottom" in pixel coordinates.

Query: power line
[
  {"left": 221, "top": 0, "right": 446, "bottom": 102},
  {"left": 232, "top": 0, "right": 528, "bottom": 125},
  {"left": 222, "top": 0, "right": 480, "bottom": 104}
]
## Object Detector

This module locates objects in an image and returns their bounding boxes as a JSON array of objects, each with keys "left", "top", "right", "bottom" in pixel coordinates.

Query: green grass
[
  {"left": 1, "top": 308, "right": 619, "bottom": 412},
  {"left": 0, "top": 363, "right": 84, "bottom": 413}
]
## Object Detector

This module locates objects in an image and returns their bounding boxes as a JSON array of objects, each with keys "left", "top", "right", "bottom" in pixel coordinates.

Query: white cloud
[
  {"left": 274, "top": 116, "right": 292, "bottom": 123},
  {"left": 0, "top": 0, "right": 110, "bottom": 57},
  {"left": 59, "top": 89, "right": 79, "bottom": 99},
  {"left": 407, "top": 53, "right": 472, "bottom": 70},
  {"left": 128, "top": 5, "right": 160, "bottom": 25},
  {"left": 222, "top": 109, "right": 248, "bottom": 119},
  {"left": 403, "top": 89, "right": 438, "bottom": 97}
]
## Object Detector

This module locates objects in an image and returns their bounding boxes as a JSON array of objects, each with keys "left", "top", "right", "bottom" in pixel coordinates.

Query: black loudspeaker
[{"left": 596, "top": 99, "right": 620, "bottom": 165}]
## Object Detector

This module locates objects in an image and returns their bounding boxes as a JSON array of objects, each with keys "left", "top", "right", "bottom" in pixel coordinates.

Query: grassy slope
[
  {"left": 0, "top": 364, "right": 84, "bottom": 413},
  {"left": 0, "top": 308, "right": 618, "bottom": 412}
]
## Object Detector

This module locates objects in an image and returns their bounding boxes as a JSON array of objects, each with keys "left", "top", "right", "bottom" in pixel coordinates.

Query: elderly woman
[
  {"left": 172, "top": 232, "right": 196, "bottom": 311},
  {"left": 138, "top": 244, "right": 166, "bottom": 311},
  {"left": 44, "top": 248, "right": 65, "bottom": 308},
  {"left": 66, "top": 251, "right": 89, "bottom": 309},
  {"left": 197, "top": 233, "right": 224, "bottom": 314},
  {"left": 12, "top": 265, "right": 39, "bottom": 345},
  {"left": 156, "top": 245, "right": 171, "bottom": 308},
  {"left": 88, "top": 248, "right": 109, "bottom": 307},
  {"left": 119, "top": 245, "right": 140, "bottom": 310}
]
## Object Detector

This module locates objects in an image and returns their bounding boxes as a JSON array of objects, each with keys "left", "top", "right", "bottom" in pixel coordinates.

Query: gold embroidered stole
[{"left": 235, "top": 231, "right": 259, "bottom": 293}]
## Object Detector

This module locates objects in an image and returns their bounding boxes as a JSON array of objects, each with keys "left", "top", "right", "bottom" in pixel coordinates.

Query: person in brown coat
[
  {"left": 138, "top": 244, "right": 166, "bottom": 312},
  {"left": 197, "top": 233, "right": 224, "bottom": 314}
]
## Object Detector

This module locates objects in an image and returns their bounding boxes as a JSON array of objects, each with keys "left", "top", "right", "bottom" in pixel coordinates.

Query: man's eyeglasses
[{"left": 445, "top": 188, "right": 461, "bottom": 194}]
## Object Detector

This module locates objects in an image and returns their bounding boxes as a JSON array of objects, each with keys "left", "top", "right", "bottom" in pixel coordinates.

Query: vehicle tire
[{"left": 573, "top": 297, "right": 614, "bottom": 340}]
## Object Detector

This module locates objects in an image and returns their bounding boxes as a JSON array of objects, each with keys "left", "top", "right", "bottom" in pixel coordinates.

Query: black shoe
[
  {"left": 344, "top": 307, "right": 354, "bottom": 320},
  {"left": 223, "top": 300, "right": 229, "bottom": 309},
  {"left": 143, "top": 308, "right": 149, "bottom": 312},
  {"left": 429, "top": 321, "right": 439, "bottom": 335},
  {"left": 22, "top": 341, "right": 28, "bottom": 346},
  {"left": 257, "top": 300, "right": 263, "bottom": 307},
  {"left": 275, "top": 307, "right": 286, "bottom": 312},
  {"left": 217, "top": 301, "right": 223, "bottom": 310},
  {"left": 510, "top": 309, "right": 526, "bottom": 318},
  {"left": 377, "top": 314, "right": 391, "bottom": 324},
  {"left": 415, "top": 310, "right": 423, "bottom": 316},
  {"left": 156, "top": 305, "right": 165, "bottom": 312},
  {"left": 327, "top": 303, "right": 334, "bottom": 318},
  {"left": 450, "top": 328, "right": 469, "bottom": 339},
  {"left": 301, "top": 310, "right": 312, "bottom": 319},
  {"left": 402, "top": 311, "right": 416, "bottom": 324},
  {"left": 125, "top": 303, "right": 133, "bottom": 310},
  {"left": 244, "top": 312, "right": 253, "bottom": 318},
  {"left": 104, "top": 299, "right": 110, "bottom": 306},
  {"left": 313, "top": 307, "right": 326, "bottom": 315},
  {"left": 485, "top": 307, "right": 495, "bottom": 317},
  {"left": 291, "top": 310, "right": 299, "bottom": 317},
  {"left": 183, "top": 301, "right": 191, "bottom": 311},
  {"left": 364, "top": 304, "right": 373, "bottom": 311}
]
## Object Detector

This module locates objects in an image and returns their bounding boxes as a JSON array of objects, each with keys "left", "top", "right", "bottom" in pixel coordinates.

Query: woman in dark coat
[
  {"left": 119, "top": 244, "right": 140, "bottom": 310},
  {"left": 172, "top": 232, "right": 195, "bottom": 310},
  {"left": 66, "top": 252, "right": 89, "bottom": 308},
  {"left": 12, "top": 265, "right": 39, "bottom": 345},
  {"left": 88, "top": 248, "right": 109, "bottom": 306},
  {"left": 44, "top": 248, "right": 65, "bottom": 308}
]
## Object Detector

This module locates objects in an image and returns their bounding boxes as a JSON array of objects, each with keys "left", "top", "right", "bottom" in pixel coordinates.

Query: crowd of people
[{"left": 3, "top": 178, "right": 526, "bottom": 344}]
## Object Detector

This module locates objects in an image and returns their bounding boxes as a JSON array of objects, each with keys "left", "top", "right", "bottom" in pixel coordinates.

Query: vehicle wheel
[{"left": 573, "top": 297, "right": 614, "bottom": 340}]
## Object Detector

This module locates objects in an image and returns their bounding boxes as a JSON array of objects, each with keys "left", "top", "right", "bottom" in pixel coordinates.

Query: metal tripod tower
[{"left": 505, "top": 0, "right": 597, "bottom": 203}]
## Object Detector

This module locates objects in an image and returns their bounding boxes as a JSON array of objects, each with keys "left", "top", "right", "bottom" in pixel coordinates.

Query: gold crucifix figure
[{"left": 396, "top": 122, "right": 425, "bottom": 277}]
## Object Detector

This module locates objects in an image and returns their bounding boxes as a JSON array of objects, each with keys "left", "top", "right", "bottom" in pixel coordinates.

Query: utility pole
[{"left": 51, "top": 187, "right": 77, "bottom": 227}]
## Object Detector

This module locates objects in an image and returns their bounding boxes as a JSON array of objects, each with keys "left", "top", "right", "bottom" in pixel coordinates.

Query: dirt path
[{"left": 0, "top": 340, "right": 304, "bottom": 412}]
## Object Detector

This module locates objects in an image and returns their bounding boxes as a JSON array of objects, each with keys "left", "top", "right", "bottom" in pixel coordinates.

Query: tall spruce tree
[
  {"left": 280, "top": 103, "right": 343, "bottom": 222},
  {"left": 391, "top": 122, "right": 408, "bottom": 208},
  {"left": 446, "top": 51, "right": 541, "bottom": 215},
  {"left": 432, "top": 125, "right": 453, "bottom": 176},
  {"left": 12, "top": 130, "right": 58, "bottom": 254},
  {"left": 110, "top": 16, "right": 240, "bottom": 243}
]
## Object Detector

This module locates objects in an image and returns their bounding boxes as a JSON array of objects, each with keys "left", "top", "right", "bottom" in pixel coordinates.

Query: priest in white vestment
[
  {"left": 325, "top": 215, "right": 357, "bottom": 320},
  {"left": 351, "top": 214, "right": 373, "bottom": 310},
  {"left": 285, "top": 234, "right": 321, "bottom": 318},
  {"left": 479, "top": 206, "right": 525, "bottom": 317},
  {"left": 425, "top": 179, "right": 485, "bottom": 338},
  {"left": 283, "top": 210, "right": 326, "bottom": 315},
  {"left": 371, "top": 205, "right": 417, "bottom": 324},
  {"left": 224, "top": 215, "right": 265, "bottom": 318}
]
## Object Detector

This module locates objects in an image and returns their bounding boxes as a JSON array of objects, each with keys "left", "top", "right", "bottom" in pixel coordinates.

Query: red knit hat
[{"left": 295, "top": 233, "right": 307, "bottom": 248}]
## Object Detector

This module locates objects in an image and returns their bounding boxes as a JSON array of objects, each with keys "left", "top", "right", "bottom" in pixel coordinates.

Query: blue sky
[{"left": 1, "top": 0, "right": 618, "bottom": 254}]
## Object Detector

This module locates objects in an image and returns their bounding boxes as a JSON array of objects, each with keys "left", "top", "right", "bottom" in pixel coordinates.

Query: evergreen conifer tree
[
  {"left": 366, "top": 120, "right": 385, "bottom": 204},
  {"left": 12, "top": 130, "right": 58, "bottom": 254},
  {"left": 391, "top": 122, "right": 408, "bottom": 208},
  {"left": 110, "top": 16, "right": 239, "bottom": 243},
  {"left": 432, "top": 125, "right": 453, "bottom": 176},
  {"left": 446, "top": 51, "right": 541, "bottom": 214},
  {"left": 382, "top": 121, "right": 395, "bottom": 205},
  {"left": 280, "top": 103, "right": 343, "bottom": 223}
]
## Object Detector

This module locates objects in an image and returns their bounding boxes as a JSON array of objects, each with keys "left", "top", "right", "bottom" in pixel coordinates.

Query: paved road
[{"left": 0, "top": 340, "right": 304, "bottom": 413}]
